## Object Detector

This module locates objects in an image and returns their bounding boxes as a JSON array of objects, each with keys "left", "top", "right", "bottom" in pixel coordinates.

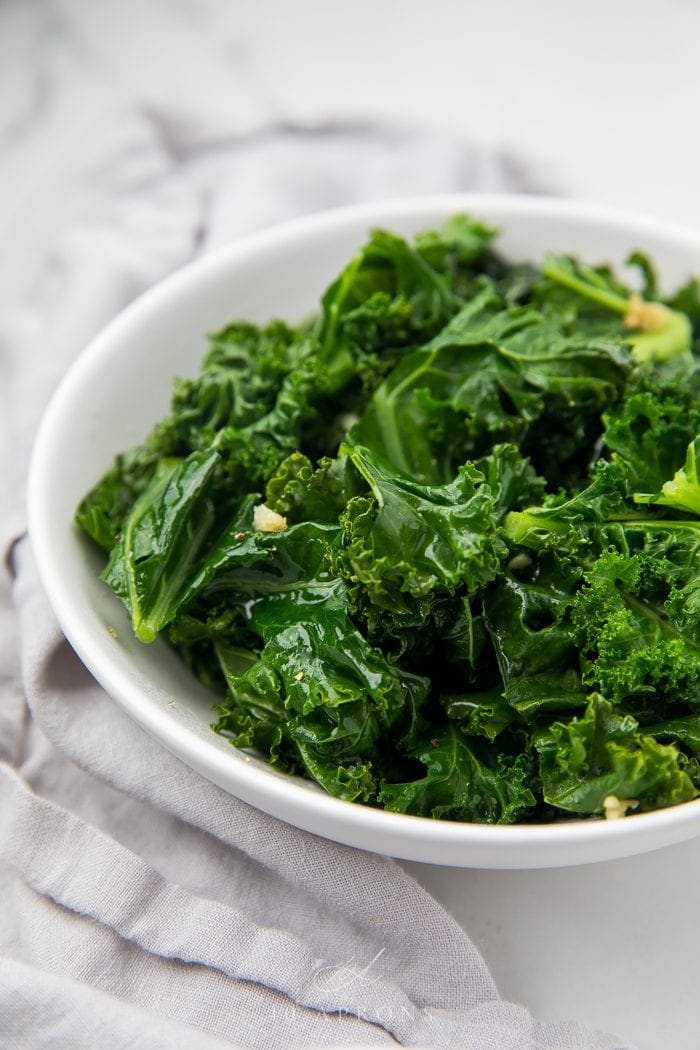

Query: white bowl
[{"left": 28, "top": 194, "right": 700, "bottom": 868}]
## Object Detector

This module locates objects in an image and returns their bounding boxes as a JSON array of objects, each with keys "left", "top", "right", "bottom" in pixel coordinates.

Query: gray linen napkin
[{"left": 0, "top": 111, "right": 632, "bottom": 1049}]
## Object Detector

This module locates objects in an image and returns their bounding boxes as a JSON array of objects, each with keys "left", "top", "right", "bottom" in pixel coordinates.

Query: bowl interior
[{"left": 28, "top": 194, "right": 700, "bottom": 868}]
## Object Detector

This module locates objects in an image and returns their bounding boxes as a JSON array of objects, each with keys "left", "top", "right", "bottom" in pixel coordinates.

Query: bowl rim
[{"left": 27, "top": 192, "right": 700, "bottom": 866}]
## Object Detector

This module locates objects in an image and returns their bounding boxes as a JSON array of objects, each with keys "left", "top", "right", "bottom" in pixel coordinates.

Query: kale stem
[{"left": 542, "top": 257, "right": 629, "bottom": 314}]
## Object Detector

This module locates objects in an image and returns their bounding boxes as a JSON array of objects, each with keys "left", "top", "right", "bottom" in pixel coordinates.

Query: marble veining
[{"left": 3, "top": 0, "right": 700, "bottom": 241}]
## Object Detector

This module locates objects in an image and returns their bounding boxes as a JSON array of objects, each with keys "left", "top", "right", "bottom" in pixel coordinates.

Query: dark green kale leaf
[
  {"left": 211, "top": 520, "right": 429, "bottom": 802},
  {"left": 76, "top": 445, "right": 161, "bottom": 551},
  {"left": 570, "top": 536, "right": 700, "bottom": 716},
  {"left": 264, "top": 451, "right": 362, "bottom": 524},
  {"left": 337, "top": 444, "right": 503, "bottom": 629},
  {"left": 482, "top": 560, "right": 580, "bottom": 684},
  {"left": 443, "top": 688, "right": 518, "bottom": 741},
  {"left": 350, "top": 282, "right": 629, "bottom": 489},
  {"left": 535, "top": 694, "right": 696, "bottom": 815},
  {"left": 474, "top": 443, "right": 546, "bottom": 520},
  {"left": 414, "top": 213, "right": 497, "bottom": 270},
  {"left": 206, "top": 334, "right": 335, "bottom": 488},
  {"left": 318, "top": 226, "right": 459, "bottom": 373},
  {"left": 152, "top": 320, "right": 300, "bottom": 449},
  {"left": 102, "top": 450, "right": 221, "bottom": 643},
  {"left": 602, "top": 362, "right": 700, "bottom": 493},
  {"left": 347, "top": 283, "right": 535, "bottom": 483},
  {"left": 646, "top": 716, "right": 700, "bottom": 757},
  {"left": 481, "top": 551, "right": 587, "bottom": 723},
  {"left": 379, "top": 725, "right": 537, "bottom": 824},
  {"left": 501, "top": 458, "right": 637, "bottom": 554},
  {"left": 78, "top": 320, "right": 334, "bottom": 550},
  {"left": 149, "top": 322, "right": 337, "bottom": 491}
]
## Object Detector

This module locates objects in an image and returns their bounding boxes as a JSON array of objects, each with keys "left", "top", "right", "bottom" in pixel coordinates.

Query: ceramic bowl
[{"left": 28, "top": 194, "right": 700, "bottom": 868}]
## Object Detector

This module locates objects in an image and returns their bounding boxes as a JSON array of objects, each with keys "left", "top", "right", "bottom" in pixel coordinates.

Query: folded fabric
[{"left": 0, "top": 111, "right": 632, "bottom": 1049}]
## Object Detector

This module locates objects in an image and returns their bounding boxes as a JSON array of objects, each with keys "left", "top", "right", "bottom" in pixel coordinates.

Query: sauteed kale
[{"left": 77, "top": 216, "right": 700, "bottom": 823}]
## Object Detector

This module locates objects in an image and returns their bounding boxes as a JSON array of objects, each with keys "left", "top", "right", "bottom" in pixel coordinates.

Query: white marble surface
[
  {"left": 3, "top": 1, "right": 700, "bottom": 1047},
  {"left": 4, "top": 0, "right": 700, "bottom": 240},
  {"left": 406, "top": 839, "right": 699, "bottom": 1049}
]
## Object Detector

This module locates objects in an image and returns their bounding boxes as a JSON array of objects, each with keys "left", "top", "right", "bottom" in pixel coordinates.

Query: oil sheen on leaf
[{"left": 78, "top": 215, "right": 700, "bottom": 822}]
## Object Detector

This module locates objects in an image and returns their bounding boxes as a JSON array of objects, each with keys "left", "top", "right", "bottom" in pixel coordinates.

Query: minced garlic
[
  {"left": 603, "top": 795, "right": 639, "bottom": 820},
  {"left": 623, "top": 294, "right": 669, "bottom": 333},
  {"left": 253, "top": 503, "right": 288, "bottom": 533}
]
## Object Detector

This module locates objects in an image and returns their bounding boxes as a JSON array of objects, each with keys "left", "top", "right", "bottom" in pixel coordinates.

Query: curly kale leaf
[
  {"left": 318, "top": 226, "right": 459, "bottom": 369},
  {"left": 78, "top": 320, "right": 334, "bottom": 547},
  {"left": 474, "top": 443, "right": 546, "bottom": 521},
  {"left": 264, "top": 451, "right": 362, "bottom": 524},
  {"left": 154, "top": 321, "right": 300, "bottom": 447},
  {"left": 570, "top": 540, "right": 700, "bottom": 715},
  {"left": 337, "top": 444, "right": 503, "bottom": 628},
  {"left": 350, "top": 282, "right": 629, "bottom": 488},
  {"left": 379, "top": 725, "right": 537, "bottom": 824},
  {"left": 602, "top": 362, "right": 700, "bottom": 493},
  {"left": 535, "top": 694, "right": 696, "bottom": 815},
  {"left": 148, "top": 322, "right": 340, "bottom": 491},
  {"left": 502, "top": 458, "right": 637, "bottom": 554},
  {"left": 210, "top": 520, "right": 429, "bottom": 802},
  {"left": 443, "top": 688, "right": 518, "bottom": 742}
]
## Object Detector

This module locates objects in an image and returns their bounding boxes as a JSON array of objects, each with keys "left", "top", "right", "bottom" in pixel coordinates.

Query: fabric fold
[{"left": 0, "top": 958, "right": 237, "bottom": 1050}]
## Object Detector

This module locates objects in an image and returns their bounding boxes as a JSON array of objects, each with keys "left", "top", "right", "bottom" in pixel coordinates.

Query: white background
[
  {"left": 4, "top": 0, "right": 700, "bottom": 237},
  {"left": 3, "top": 2, "right": 699, "bottom": 1047}
]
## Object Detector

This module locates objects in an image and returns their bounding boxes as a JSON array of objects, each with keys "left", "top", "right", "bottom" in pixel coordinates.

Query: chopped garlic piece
[
  {"left": 603, "top": 795, "right": 638, "bottom": 820},
  {"left": 294, "top": 671, "right": 305, "bottom": 682},
  {"left": 623, "top": 294, "right": 669, "bottom": 333},
  {"left": 339, "top": 412, "right": 360, "bottom": 431},
  {"left": 253, "top": 503, "right": 288, "bottom": 533}
]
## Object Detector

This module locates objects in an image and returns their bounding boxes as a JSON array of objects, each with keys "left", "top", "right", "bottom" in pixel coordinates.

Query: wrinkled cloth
[{"left": 0, "top": 111, "right": 632, "bottom": 1049}]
